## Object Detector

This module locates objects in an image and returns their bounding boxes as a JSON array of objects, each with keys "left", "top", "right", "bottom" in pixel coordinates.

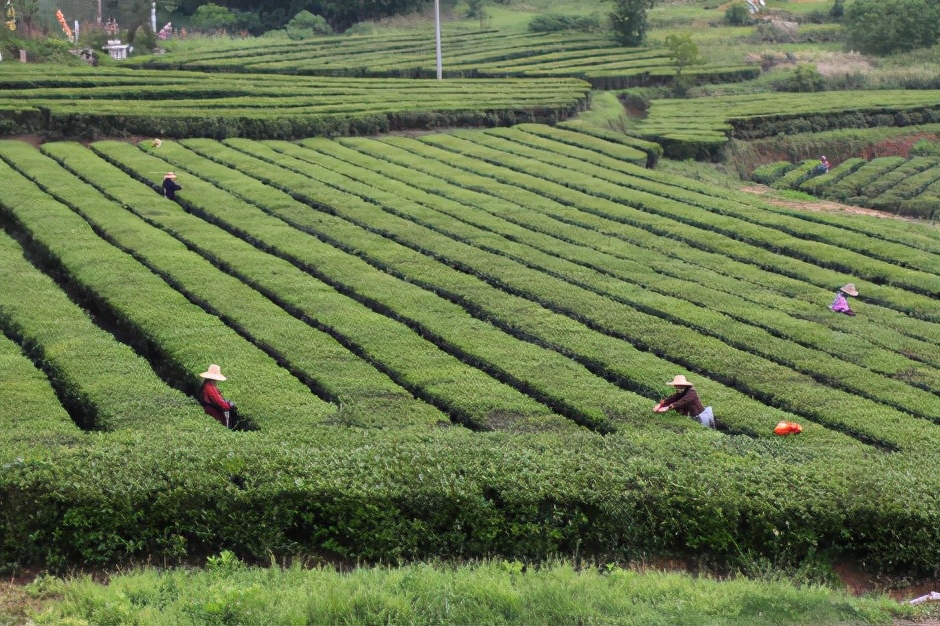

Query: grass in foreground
[{"left": 5, "top": 555, "right": 916, "bottom": 625}]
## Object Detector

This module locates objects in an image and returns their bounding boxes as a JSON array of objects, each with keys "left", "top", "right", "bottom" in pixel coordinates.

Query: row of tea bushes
[
  {"left": 3, "top": 128, "right": 940, "bottom": 574},
  {"left": 629, "top": 90, "right": 940, "bottom": 159},
  {"left": 312, "top": 134, "right": 940, "bottom": 372},
  {"left": 0, "top": 64, "right": 589, "bottom": 140},
  {"left": 0, "top": 148, "right": 336, "bottom": 432},
  {"left": 754, "top": 156, "right": 940, "bottom": 220},
  {"left": 128, "top": 30, "right": 757, "bottom": 89}
]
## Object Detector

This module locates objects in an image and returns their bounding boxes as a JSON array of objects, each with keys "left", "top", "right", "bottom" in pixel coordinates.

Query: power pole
[{"left": 435, "top": 0, "right": 442, "bottom": 80}]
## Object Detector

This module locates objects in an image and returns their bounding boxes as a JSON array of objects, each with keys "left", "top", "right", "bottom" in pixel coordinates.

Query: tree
[
  {"left": 191, "top": 2, "right": 237, "bottom": 30},
  {"left": 608, "top": 0, "right": 655, "bottom": 46},
  {"left": 14, "top": 0, "right": 38, "bottom": 35},
  {"left": 663, "top": 33, "right": 704, "bottom": 96},
  {"left": 829, "top": 0, "right": 844, "bottom": 19},
  {"left": 285, "top": 9, "right": 331, "bottom": 38},
  {"left": 664, "top": 33, "right": 704, "bottom": 78},
  {"left": 844, "top": 0, "right": 940, "bottom": 55},
  {"left": 465, "top": 0, "right": 490, "bottom": 28}
]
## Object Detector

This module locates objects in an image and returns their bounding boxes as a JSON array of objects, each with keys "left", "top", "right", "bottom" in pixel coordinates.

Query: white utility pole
[
  {"left": 151, "top": 1, "right": 156, "bottom": 32},
  {"left": 434, "top": 0, "right": 442, "bottom": 80}
]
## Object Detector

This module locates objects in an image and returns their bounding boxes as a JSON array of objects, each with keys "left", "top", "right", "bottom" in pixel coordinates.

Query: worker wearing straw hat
[
  {"left": 162, "top": 171, "right": 182, "bottom": 200},
  {"left": 830, "top": 283, "right": 858, "bottom": 316},
  {"left": 198, "top": 363, "right": 238, "bottom": 428},
  {"left": 653, "top": 375, "right": 716, "bottom": 429}
]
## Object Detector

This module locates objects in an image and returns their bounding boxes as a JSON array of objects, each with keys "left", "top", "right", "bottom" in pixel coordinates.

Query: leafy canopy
[
  {"left": 609, "top": 0, "right": 655, "bottom": 46},
  {"left": 844, "top": 0, "right": 940, "bottom": 54}
]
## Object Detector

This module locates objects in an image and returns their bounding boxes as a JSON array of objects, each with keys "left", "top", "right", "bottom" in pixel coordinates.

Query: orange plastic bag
[{"left": 774, "top": 421, "right": 802, "bottom": 436}]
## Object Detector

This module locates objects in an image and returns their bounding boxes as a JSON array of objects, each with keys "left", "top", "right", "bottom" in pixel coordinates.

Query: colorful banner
[
  {"left": 55, "top": 9, "right": 72, "bottom": 40},
  {"left": 5, "top": 0, "right": 15, "bottom": 31}
]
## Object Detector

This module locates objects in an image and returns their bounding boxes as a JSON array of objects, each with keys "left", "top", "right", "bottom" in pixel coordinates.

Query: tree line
[{"left": 11, "top": 0, "right": 431, "bottom": 35}]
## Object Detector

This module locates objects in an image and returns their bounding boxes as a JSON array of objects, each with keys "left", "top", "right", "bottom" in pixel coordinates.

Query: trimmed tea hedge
[
  {"left": 758, "top": 155, "right": 940, "bottom": 220},
  {"left": 0, "top": 64, "right": 589, "bottom": 140},
  {"left": 125, "top": 30, "right": 757, "bottom": 90},
  {"left": 3, "top": 130, "right": 940, "bottom": 577}
]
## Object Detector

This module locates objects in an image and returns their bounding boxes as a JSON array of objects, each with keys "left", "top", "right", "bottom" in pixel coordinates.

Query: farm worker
[
  {"left": 653, "top": 375, "right": 716, "bottom": 429},
  {"left": 198, "top": 363, "right": 238, "bottom": 428},
  {"left": 162, "top": 171, "right": 182, "bottom": 200},
  {"left": 830, "top": 282, "right": 858, "bottom": 316},
  {"left": 814, "top": 155, "right": 830, "bottom": 174}
]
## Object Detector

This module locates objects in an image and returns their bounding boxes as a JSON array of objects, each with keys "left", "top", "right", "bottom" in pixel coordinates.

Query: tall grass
[{"left": 20, "top": 556, "right": 912, "bottom": 625}]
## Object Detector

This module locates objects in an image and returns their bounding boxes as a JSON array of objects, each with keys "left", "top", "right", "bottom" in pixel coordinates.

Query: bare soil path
[{"left": 740, "top": 184, "right": 929, "bottom": 222}]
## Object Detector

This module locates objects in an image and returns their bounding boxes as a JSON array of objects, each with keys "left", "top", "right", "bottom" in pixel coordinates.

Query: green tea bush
[
  {"left": 751, "top": 161, "right": 794, "bottom": 184},
  {"left": 910, "top": 138, "right": 940, "bottom": 157},
  {"left": 528, "top": 13, "right": 601, "bottom": 33},
  {"left": 6, "top": 131, "right": 940, "bottom": 578}
]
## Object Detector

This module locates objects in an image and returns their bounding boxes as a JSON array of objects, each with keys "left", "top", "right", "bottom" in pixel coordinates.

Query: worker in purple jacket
[{"left": 830, "top": 283, "right": 857, "bottom": 316}]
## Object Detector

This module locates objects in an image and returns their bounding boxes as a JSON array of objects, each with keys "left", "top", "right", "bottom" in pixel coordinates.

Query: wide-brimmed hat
[
  {"left": 164, "top": 171, "right": 177, "bottom": 179},
  {"left": 839, "top": 283, "right": 858, "bottom": 296},
  {"left": 820, "top": 155, "right": 827, "bottom": 160},
  {"left": 667, "top": 374, "right": 693, "bottom": 387},
  {"left": 199, "top": 364, "right": 226, "bottom": 381}
]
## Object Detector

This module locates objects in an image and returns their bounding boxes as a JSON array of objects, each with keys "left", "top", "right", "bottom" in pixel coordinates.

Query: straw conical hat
[
  {"left": 840, "top": 283, "right": 858, "bottom": 296},
  {"left": 199, "top": 364, "right": 226, "bottom": 381},
  {"left": 667, "top": 375, "right": 693, "bottom": 387}
]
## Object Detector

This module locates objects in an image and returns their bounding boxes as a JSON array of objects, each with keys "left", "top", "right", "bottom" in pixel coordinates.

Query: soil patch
[{"left": 740, "top": 184, "right": 927, "bottom": 222}]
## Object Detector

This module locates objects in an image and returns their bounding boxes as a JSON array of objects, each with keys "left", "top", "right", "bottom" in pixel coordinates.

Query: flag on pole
[{"left": 5, "top": 0, "right": 15, "bottom": 31}]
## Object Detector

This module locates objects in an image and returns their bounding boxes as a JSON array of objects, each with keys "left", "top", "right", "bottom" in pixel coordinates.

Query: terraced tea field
[
  {"left": 629, "top": 90, "right": 940, "bottom": 159},
  {"left": 127, "top": 29, "right": 757, "bottom": 89},
  {"left": 756, "top": 154, "right": 940, "bottom": 219},
  {"left": 1, "top": 125, "right": 939, "bottom": 573},
  {"left": 0, "top": 64, "right": 591, "bottom": 139}
]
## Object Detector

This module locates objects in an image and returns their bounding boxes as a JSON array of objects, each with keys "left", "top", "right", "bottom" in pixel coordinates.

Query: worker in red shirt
[{"left": 198, "top": 363, "right": 237, "bottom": 428}]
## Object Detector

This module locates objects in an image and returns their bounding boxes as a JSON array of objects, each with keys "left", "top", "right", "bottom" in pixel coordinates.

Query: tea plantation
[{"left": 1, "top": 123, "right": 939, "bottom": 575}]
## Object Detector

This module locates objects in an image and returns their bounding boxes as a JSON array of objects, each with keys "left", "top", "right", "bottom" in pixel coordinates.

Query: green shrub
[
  {"left": 845, "top": 0, "right": 940, "bottom": 55},
  {"left": 343, "top": 22, "right": 378, "bottom": 36},
  {"left": 286, "top": 10, "right": 333, "bottom": 39},
  {"left": 779, "top": 64, "right": 826, "bottom": 93},
  {"left": 724, "top": 2, "right": 752, "bottom": 26},
  {"left": 528, "top": 13, "right": 601, "bottom": 33},
  {"left": 190, "top": 3, "right": 237, "bottom": 31},
  {"left": 909, "top": 138, "right": 940, "bottom": 157}
]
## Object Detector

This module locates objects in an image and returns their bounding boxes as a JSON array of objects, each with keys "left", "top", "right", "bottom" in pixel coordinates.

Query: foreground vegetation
[{"left": 6, "top": 557, "right": 915, "bottom": 625}]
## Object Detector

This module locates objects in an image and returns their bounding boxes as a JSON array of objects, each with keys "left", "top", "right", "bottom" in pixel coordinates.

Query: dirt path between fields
[{"left": 739, "top": 184, "right": 930, "bottom": 223}]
